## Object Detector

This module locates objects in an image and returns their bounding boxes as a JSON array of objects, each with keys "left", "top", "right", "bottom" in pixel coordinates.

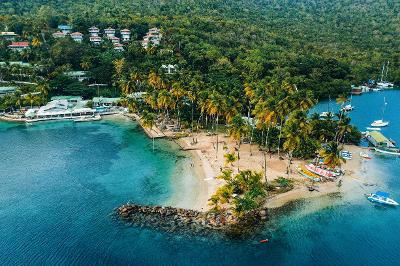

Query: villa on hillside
[
  {"left": 0, "top": 86, "right": 17, "bottom": 97},
  {"left": 109, "top": 36, "right": 120, "bottom": 44},
  {"left": 70, "top": 32, "right": 83, "bottom": 42},
  {"left": 90, "top": 36, "right": 102, "bottom": 45},
  {"left": 58, "top": 25, "right": 72, "bottom": 34},
  {"left": 161, "top": 64, "right": 178, "bottom": 74},
  {"left": 52, "top": 31, "right": 66, "bottom": 38},
  {"left": 0, "top": 32, "right": 18, "bottom": 40},
  {"left": 64, "top": 71, "right": 89, "bottom": 82},
  {"left": 142, "top": 27, "right": 162, "bottom": 49},
  {"left": 8, "top": 42, "right": 29, "bottom": 51},
  {"left": 120, "top": 29, "right": 131, "bottom": 42},
  {"left": 114, "top": 43, "right": 124, "bottom": 52},
  {"left": 104, "top": 27, "right": 116, "bottom": 38},
  {"left": 88, "top": 26, "right": 100, "bottom": 37}
]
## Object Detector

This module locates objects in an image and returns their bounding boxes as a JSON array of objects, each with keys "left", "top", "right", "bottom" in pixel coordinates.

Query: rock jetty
[{"left": 116, "top": 204, "right": 268, "bottom": 236}]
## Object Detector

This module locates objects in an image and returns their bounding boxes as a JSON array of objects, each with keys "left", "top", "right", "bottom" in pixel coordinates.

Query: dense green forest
[{"left": 0, "top": 0, "right": 399, "bottom": 100}]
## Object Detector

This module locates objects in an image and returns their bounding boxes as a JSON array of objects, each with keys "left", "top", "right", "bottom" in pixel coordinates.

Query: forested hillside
[{"left": 0, "top": 0, "right": 399, "bottom": 99}]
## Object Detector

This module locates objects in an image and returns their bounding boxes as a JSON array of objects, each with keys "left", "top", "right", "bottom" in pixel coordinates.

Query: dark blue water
[{"left": 1, "top": 91, "right": 400, "bottom": 265}]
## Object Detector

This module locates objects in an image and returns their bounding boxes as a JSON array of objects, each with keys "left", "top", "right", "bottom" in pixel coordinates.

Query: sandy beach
[
  {"left": 120, "top": 111, "right": 370, "bottom": 211},
  {"left": 176, "top": 132, "right": 368, "bottom": 210}
]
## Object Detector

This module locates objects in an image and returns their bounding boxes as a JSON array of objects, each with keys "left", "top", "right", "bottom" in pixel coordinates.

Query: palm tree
[
  {"left": 224, "top": 152, "right": 237, "bottom": 167},
  {"left": 206, "top": 91, "right": 226, "bottom": 158},
  {"left": 283, "top": 111, "right": 310, "bottom": 178},
  {"left": 171, "top": 82, "right": 185, "bottom": 129},
  {"left": 141, "top": 111, "right": 156, "bottom": 151},
  {"left": 228, "top": 115, "right": 249, "bottom": 172},
  {"left": 24, "top": 93, "right": 35, "bottom": 108},
  {"left": 319, "top": 141, "right": 346, "bottom": 168},
  {"left": 336, "top": 115, "right": 352, "bottom": 143},
  {"left": 157, "top": 89, "right": 173, "bottom": 119}
]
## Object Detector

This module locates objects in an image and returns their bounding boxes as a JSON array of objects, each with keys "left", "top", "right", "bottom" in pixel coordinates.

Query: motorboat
[
  {"left": 371, "top": 120, "right": 389, "bottom": 127},
  {"left": 319, "top": 111, "right": 333, "bottom": 118},
  {"left": 366, "top": 127, "right": 381, "bottom": 131},
  {"left": 367, "top": 191, "right": 399, "bottom": 206},
  {"left": 342, "top": 104, "right": 354, "bottom": 112}
]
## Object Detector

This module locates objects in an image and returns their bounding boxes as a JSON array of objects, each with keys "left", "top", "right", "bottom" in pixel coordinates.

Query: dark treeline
[{"left": 0, "top": 0, "right": 399, "bottom": 100}]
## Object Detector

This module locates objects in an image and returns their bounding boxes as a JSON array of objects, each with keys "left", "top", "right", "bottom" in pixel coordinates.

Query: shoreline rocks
[{"left": 116, "top": 204, "right": 268, "bottom": 237}]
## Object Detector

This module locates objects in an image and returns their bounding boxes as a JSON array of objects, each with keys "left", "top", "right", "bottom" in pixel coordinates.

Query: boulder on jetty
[{"left": 115, "top": 203, "right": 268, "bottom": 237}]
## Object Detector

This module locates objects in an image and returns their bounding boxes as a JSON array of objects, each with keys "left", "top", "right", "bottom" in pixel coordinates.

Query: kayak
[{"left": 259, "top": 239, "right": 269, "bottom": 243}]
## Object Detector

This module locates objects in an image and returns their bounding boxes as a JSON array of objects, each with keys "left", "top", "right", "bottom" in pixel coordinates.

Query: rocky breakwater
[{"left": 116, "top": 204, "right": 268, "bottom": 236}]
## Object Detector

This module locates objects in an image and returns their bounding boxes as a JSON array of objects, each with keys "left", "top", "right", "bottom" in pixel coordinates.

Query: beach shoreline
[{"left": 112, "top": 112, "right": 371, "bottom": 211}]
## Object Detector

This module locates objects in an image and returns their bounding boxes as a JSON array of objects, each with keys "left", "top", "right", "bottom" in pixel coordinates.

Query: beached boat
[
  {"left": 367, "top": 191, "right": 399, "bottom": 206},
  {"left": 74, "top": 115, "right": 101, "bottom": 122},
  {"left": 359, "top": 151, "right": 371, "bottom": 159},
  {"left": 297, "top": 166, "right": 321, "bottom": 182},
  {"left": 305, "top": 164, "right": 339, "bottom": 179}
]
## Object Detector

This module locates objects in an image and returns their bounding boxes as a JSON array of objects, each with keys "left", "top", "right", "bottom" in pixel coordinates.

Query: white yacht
[{"left": 370, "top": 97, "right": 389, "bottom": 127}]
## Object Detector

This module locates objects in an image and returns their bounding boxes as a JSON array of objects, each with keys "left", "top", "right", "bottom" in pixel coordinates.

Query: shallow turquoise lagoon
[{"left": 1, "top": 90, "right": 400, "bottom": 265}]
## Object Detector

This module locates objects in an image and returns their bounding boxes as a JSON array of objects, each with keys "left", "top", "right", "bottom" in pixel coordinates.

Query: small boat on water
[
  {"left": 370, "top": 97, "right": 389, "bottom": 127},
  {"left": 367, "top": 191, "right": 399, "bottom": 206},
  {"left": 371, "top": 120, "right": 389, "bottom": 127},
  {"left": 366, "top": 127, "right": 381, "bottom": 131},
  {"left": 342, "top": 104, "right": 354, "bottom": 112},
  {"left": 319, "top": 111, "right": 333, "bottom": 118},
  {"left": 373, "top": 147, "right": 400, "bottom": 156},
  {"left": 372, "top": 88, "right": 382, "bottom": 92}
]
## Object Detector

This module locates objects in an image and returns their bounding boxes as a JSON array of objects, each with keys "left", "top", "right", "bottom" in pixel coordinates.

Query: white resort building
[
  {"left": 104, "top": 27, "right": 116, "bottom": 38},
  {"left": 52, "top": 32, "right": 66, "bottom": 38},
  {"left": 58, "top": 25, "right": 72, "bottom": 34},
  {"left": 25, "top": 99, "right": 96, "bottom": 122},
  {"left": 120, "top": 29, "right": 131, "bottom": 42},
  {"left": 8, "top": 42, "right": 29, "bottom": 52},
  {"left": 90, "top": 36, "right": 102, "bottom": 45},
  {"left": 70, "top": 32, "right": 83, "bottom": 42},
  {"left": 88, "top": 26, "right": 100, "bottom": 37},
  {"left": 0, "top": 32, "right": 18, "bottom": 40},
  {"left": 142, "top": 27, "right": 162, "bottom": 49}
]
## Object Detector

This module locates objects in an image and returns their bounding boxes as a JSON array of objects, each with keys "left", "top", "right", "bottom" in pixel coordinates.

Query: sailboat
[
  {"left": 377, "top": 62, "right": 394, "bottom": 89},
  {"left": 320, "top": 95, "right": 333, "bottom": 118},
  {"left": 371, "top": 97, "right": 389, "bottom": 127},
  {"left": 342, "top": 94, "right": 354, "bottom": 112}
]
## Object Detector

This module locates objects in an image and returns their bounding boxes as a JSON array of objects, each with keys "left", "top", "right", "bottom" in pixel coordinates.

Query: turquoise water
[{"left": 1, "top": 90, "right": 400, "bottom": 265}]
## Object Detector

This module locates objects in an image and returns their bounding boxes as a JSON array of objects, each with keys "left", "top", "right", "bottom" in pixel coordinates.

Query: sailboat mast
[
  {"left": 385, "top": 61, "right": 390, "bottom": 81},
  {"left": 382, "top": 97, "right": 387, "bottom": 121},
  {"left": 381, "top": 63, "right": 385, "bottom": 82}
]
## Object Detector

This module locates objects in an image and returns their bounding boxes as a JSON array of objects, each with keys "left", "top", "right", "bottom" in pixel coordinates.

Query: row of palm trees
[{"left": 116, "top": 68, "right": 354, "bottom": 179}]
